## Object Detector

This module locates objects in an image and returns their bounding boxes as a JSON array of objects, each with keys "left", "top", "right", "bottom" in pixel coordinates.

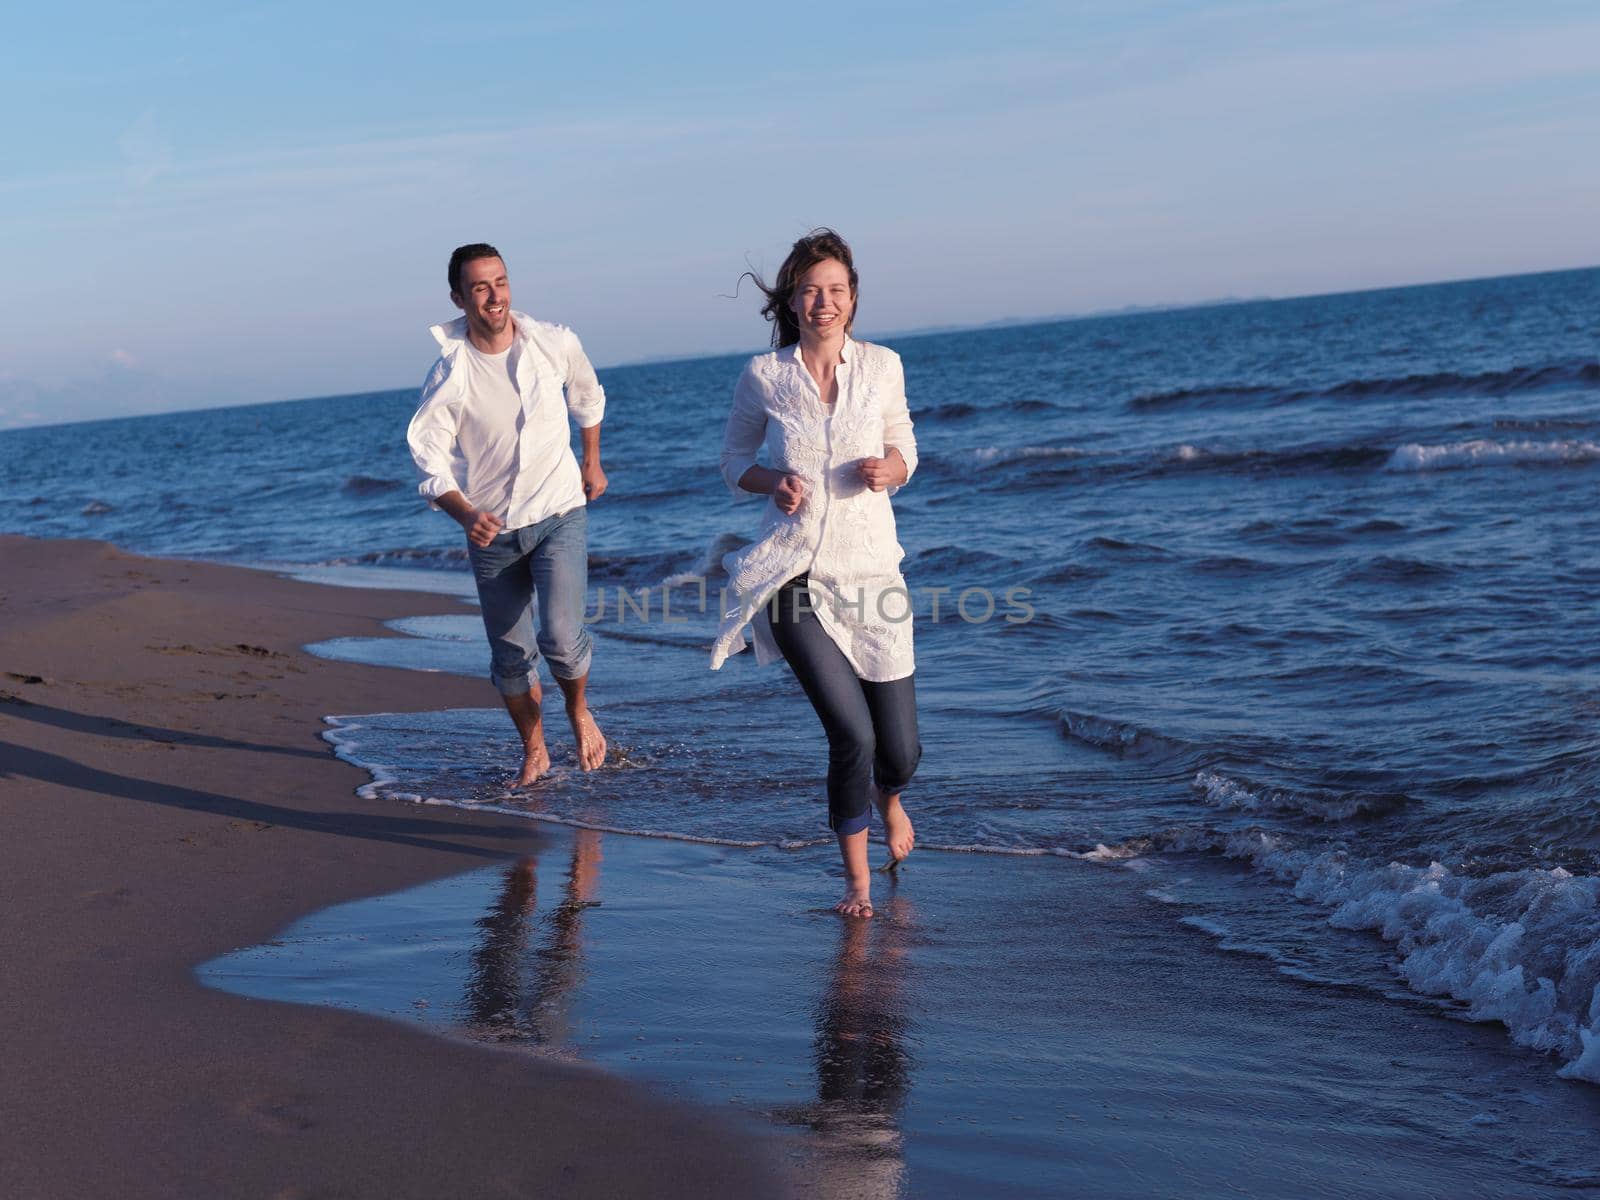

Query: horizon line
[{"left": 4, "top": 259, "right": 1597, "bottom": 436}]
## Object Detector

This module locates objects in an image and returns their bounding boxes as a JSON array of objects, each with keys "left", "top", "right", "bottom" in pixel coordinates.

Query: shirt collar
[
  {"left": 429, "top": 311, "right": 529, "bottom": 350},
  {"left": 786, "top": 335, "right": 854, "bottom": 364}
]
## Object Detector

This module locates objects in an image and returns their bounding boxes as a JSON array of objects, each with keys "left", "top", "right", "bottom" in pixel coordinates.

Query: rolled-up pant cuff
[
  {"left": 832, "top": 810, "right": 872, "bottom": 837},
  {"left": 492, "top": 669, "right": 541, "bottom": 697},
  {"left": 546, "top": 649, "right": 592, "bottom": 683}
]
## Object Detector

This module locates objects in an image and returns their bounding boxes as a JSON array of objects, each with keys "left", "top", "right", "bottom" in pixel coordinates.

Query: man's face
[{"left": 452, "top": 256, "right": 512, "bottom": 340}]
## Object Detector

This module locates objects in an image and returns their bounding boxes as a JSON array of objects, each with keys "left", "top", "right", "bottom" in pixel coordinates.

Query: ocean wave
[
  {"left": 1165, "top": 442, "right": 1389, "bottom": 474},
  {"left": 1081, "top": 535, "right": 1173, "bottom": 559},
  {"left": 1130, "top": 383, "right": 1279, "bottom": 410},
  {"left": 1057, "top": 710, "right": 1196, "bottom": 761},
  {"left": 1301, "top": 854, "right": 1600, "bottom": 1085},
  {"left": 586, "top": 533, "right": 751, "bottom": 589},
  {"left": 970, "top": 445, "right": 1089, "bottom": 465},
  {"left": 1106, "top": 823, "right": 1600, "bottom": 1085},
  {"left": 1027, "top": 561, "right": 1109, "bottom": 585},
  {"left": 1130, "top": 360, "right": 1600, "bottom": 413},
  {"left": 341, "top": 475, "right": 405, "bottom": 495},
  {"left": 903, "top": 544, "right": 1020, "bottom": 574},
  {"left": 322, "top": 546, "right": 470, "bottom": 569},
  {"left": 1384, "top": 439, "right": 1600, "bottom": 472},
  {"left": 1343, "top": 555, "right": 1457, "bottom": 585},
  {"left": 1193, "top": 768, "right": 1409, "bottom": 821}
]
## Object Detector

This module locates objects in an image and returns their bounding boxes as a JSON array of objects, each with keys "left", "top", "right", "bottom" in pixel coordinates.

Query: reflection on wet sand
[
  {"left": 785, "top": 895, "right": 916, "bottom": 1199},
  {"left": 462, "top": 829, "right": 603, "bottom": 1046}
]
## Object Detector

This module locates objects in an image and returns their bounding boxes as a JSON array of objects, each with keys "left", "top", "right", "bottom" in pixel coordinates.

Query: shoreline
[{"left": 0, "top": 534, "right": 793, "bottom": 1199}]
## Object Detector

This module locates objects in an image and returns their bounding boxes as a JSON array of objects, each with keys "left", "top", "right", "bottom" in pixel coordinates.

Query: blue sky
[{"left": 2, "top": 1, "right": 1597, "bottom": 427}]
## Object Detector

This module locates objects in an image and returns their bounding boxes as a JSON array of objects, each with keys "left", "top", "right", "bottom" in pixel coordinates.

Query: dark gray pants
[{"left": 767, "top": 575, "right": 921, "bottom": 835}]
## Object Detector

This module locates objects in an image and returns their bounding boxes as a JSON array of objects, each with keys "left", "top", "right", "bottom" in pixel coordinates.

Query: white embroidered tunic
[{"left": 712, "top": 337, "right": 918, "bottom": 682}]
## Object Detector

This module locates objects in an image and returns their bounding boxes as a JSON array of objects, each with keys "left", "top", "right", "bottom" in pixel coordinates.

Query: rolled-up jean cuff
[
  {"left": 492, "top": 670, "right": 541, "bottom": 697},
  {"left": 832, "top": 810, "right": 872, "bottom": 837},
  {"left": 548, "top": 650, "right": 592, "bottom": 683}
]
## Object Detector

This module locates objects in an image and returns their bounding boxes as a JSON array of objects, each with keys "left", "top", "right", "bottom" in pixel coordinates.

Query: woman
[{"left": 712, "top": 229, "right": 922, "bottom": 919}]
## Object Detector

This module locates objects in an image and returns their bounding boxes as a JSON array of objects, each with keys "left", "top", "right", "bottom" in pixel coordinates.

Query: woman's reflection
[
  {"left": 462, "top": 829, "right": 603, "bottom": 1045},
  {"left": 799, "top": 893, "right": 916, "bottom": 1196}
]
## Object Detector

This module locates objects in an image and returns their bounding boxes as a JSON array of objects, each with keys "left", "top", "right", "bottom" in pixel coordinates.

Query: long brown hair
[{"left": 742, "top": 228, "right": 859, "bottom": 349}]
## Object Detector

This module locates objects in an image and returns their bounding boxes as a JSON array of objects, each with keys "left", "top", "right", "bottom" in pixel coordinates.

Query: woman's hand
[
  {"left": 735, "top": 465, "right": 809, "bottom": 514},
  {"left": 857, "top": 447, "right": 908, "bottom": 492},
  {"left": 773, "top": 472, "right": 808, "bottom": 515}
]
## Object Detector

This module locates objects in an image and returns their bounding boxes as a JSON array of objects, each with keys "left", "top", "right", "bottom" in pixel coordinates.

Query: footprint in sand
[{"left": 236, "top": 1096, "right": 318, "bottom": 1135}]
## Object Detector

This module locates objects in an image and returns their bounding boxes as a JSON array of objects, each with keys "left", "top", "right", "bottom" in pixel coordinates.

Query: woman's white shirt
[{"left": 712, "top": 337, "right": 918, "bottom": 682}]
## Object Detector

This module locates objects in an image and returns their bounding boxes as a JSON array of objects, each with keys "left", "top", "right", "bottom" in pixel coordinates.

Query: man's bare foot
[
  {"left": 513, "top": 737, "right": 551, "bottom": 787},
  {"left": 504, "top": 686, "right": 548, "bottom": 787},
  {"left": 568, "top": 705, "right": 607, "bottom": 771},
  {"left": 875, "top": 786, "right": 916, "bottom": 863},
  {"left": 834, "top": 887, "right": 874, "bottom": 919}
]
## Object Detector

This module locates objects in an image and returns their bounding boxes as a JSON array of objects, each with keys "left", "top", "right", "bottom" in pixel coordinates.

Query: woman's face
[{"left": 789, "top": 258, "right": 855, "bottom": 342}]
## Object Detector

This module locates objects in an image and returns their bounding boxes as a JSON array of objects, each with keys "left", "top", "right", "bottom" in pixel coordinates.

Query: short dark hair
[
  {"left": 742, "top": 228, "right": 859, "bottom": 349},
  {"left": 448, "top": 243, "right": 504, "bottom": 295}
]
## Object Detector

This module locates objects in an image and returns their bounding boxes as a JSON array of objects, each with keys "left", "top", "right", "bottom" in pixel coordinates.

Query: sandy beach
[{"left": 0, "top": 534, "right": 793, "bottom": 1199}]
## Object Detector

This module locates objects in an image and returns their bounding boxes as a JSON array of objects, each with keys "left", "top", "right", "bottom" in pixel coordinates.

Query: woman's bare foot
[
  {"left": 874, "top": 786, "right": 915, "bottom": 863},
  {"left": 568, "top": 705, "right": 607, "bottom": 771},
  {"left": 834, "top": 886, "right": 874, "bottom": 919},
  {"left": 834, "top": 827, "right": 873, "bottom": 918}
]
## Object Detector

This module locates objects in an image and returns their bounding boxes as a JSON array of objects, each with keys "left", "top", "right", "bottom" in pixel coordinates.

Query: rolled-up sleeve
[
  {"left": 879, "top": 350, "right": 917, "bottom": 493},
  {"left": 407, "top": 358, "right": 463, "bottom": 509},
  {"left": 720, "top": 360, "right": 767, "bottom": 499},
  {"left": 562, "top": 327, "right": 606, "bottom": 428}
]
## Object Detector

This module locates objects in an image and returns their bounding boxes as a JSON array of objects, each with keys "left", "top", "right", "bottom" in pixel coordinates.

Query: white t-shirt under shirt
[{"left": 454, "top": 339, "right": 526, "bottom": 522}]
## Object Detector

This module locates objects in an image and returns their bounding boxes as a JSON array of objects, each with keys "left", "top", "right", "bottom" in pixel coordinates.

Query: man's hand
[
  {"left": 582, "top": 459, "right": 608, "bottom": 502},
  {"left": 460, "top": 509, "right": 505, "bottom": 547},
  {"left": 857, "top": 448, "right": 908, "bottom": 493},
  {"left": 773, "top": 472, "right": 808, "bottom": 515}
]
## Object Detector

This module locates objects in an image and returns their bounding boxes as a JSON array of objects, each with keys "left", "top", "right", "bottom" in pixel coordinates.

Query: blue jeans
[{"left": 466, "top": 507, "right": 592, "bottom": 695}]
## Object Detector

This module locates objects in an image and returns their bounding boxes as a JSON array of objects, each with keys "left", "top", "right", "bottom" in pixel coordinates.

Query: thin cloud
[{"left": 118, "top": 111, "right": 174, "bottom": 190}]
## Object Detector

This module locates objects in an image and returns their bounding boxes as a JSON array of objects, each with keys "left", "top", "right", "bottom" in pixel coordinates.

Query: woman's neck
[{"left": 798, "top": 332, "right": 845, "bottom": 373}]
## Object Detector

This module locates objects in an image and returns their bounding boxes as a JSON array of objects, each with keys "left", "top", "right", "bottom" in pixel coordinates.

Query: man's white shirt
[{"left": 407, "top": 312, "right": 605, "bottom": 529}]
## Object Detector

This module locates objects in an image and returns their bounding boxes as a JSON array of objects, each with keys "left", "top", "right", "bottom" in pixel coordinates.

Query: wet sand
[{"left": 0, "top": 535, "right": 793, "bottom": 1199}]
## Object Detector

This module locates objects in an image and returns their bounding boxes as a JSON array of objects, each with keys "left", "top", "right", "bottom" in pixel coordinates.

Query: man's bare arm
[
  {"left": 580, "top": 424, "right": 607, "bottom": 501},
  {"left": 435, "top": 491, "right": 504, "bottom": 547}
]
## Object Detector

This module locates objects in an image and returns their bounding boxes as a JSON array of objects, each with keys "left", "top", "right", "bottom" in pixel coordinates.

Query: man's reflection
[
  {"left": 798, "top": 894, "right": 916, "bottom": 1197},
  {"left": 462, "top": 829, "right": 603, "bottom": 1044}
]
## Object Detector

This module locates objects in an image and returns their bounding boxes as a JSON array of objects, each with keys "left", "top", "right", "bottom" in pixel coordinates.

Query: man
[{"left": 408, "top": 243, "right": 607, "bottom": 783}]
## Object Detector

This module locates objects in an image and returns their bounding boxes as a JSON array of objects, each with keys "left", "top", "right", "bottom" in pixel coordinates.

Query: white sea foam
[
  {"left": 1133, "top": 822, "right": 1600, "bottom": 1084},
  {"left": 1384, "top": 438, "right": 1600, "bottom": 472},
  {"left": 1192, "top": 769, "right": 1398, "bottom": 821},
  {"left": 971, "top": 445, "right": 1087, "bottom": 465},
  {"left": 658, "top": 572, "right": 707, "bottom": 589}
]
